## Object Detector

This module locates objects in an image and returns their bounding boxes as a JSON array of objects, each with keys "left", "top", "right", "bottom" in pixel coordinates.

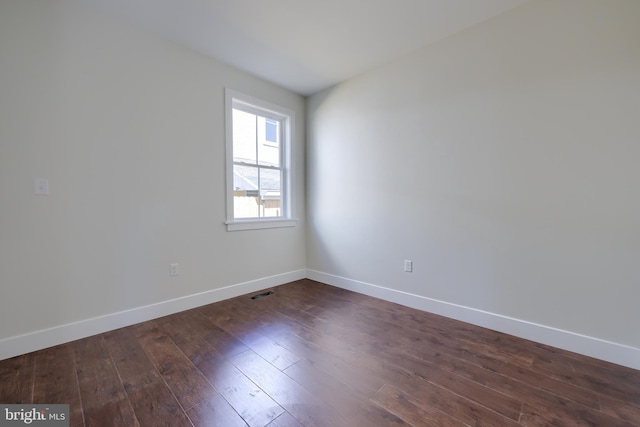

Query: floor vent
[{"left": 251, "top": 291, "right": 274, "bottom": 300}]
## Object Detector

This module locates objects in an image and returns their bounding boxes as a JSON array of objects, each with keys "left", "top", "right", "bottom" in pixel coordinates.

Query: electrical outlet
[
  {"left": 404, "top": 260, "right": 413, "bottom": 273},
  {"left": 170, "top": 263, "right": 180, "bottom": 276},
  {"left": 34, "top": 178, "right": 49, "bottom": 195}
]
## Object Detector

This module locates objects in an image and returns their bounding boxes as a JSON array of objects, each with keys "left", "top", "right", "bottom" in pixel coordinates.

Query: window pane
[
  {"left": 233, "top": 165, "right": 259, "bottom": 218},
  {"left": 260, "top": 168, "right": 282, "bottom": 218},
  {"left": 233, "top": 164, "right": 258, "bottom": 192},
  {"left": 257, "top": 117, "right": 280, "bottom": 167},
  {"left": 232, "top": 165, "right": 282, "bottom": 218},
  {"left": 265, "top": 119, "right": 278, "bottom": 142},
  {"left": 232, "top": 109, "right": 257, "bottom": 164},
  {"left": 233, "top": 194, "right": 260, "bottom": 219}
]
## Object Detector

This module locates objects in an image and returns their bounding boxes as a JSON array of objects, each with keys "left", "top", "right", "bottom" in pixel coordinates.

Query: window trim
[{"left": 224, "top": 88, "right": 297, "bottom": 231}]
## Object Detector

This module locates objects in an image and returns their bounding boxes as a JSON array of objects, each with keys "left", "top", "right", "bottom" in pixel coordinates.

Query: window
[{"left": 225, "top": 89, "right": 296, "bottom": 231}]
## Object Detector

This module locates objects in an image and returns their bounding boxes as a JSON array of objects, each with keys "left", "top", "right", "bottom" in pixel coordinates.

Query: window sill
[{"left": 226, "top": 218, "right": 298, "bottom": 231}]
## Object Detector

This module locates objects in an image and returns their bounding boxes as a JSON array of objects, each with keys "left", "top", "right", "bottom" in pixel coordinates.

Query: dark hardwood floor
[{"left": 1, "top": 279, "right": 639, "bottom": 426}]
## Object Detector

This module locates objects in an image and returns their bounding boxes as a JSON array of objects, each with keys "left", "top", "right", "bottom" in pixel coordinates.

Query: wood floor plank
[
  {"left": 284, "top": 359, "right": 410, "bottom": 426},
  {"left": 72, "top": 334, "right": 111, "bottom": 364},
  {"left": 199, "top": 298, "right": 302, "bottom": 371},
  {"left": 409, "top": 344, "right": 638, "bottom": 427},
  {"left": 518, "top": 403, "right": 558, "bottom": 426},
  {"left": 258, "top": 318, "right": 359, "bottom": 364},
  {"left": 351, "top": 294, "right": 538, "bottom": 368},
  {"left": 522, "top": 399, "right": 638, "bottom": 427},
  {"left": 362, "top": 349, "right": 524, "bottom": 421},
  {"left": 531, "top": 352, "right": 640, "bottom": 405},
  {"left": 279, "top": 304, "right": 351, "bottom": 338},
  {"left": 76, "top": 357, "right": 127, "bottom": 409},
  {"left": 123, "top": 371, "right": 192, "bottom": 427},
  {"left": 137, "top": 326, "right": 217, "bottom": 411},
  {"left": 309, "top": 279, "right": 538, "bottom": 372},
  {"left": 202, "top": 299, "right": 271, "bottom": 340},
  {"left": 372, "top": 323, "right": 625, "bottom": 427},
  {"left": 389, "top": 370, "right": 523, "bottom": 427},
  {"left": 232, "top": 350, "right": 349, "bottom": 427},
  {"left": 73, "top": 335, "right": 127, "bottom": 411},
  {"left": 83, "top": 397, "right": 139, "bottom": 427},
  {"left": 194, "top": 308, "right": 252, "bottom": 358},
  {"left": 103, "top": 327, "right": 157, "bottom": 383},
  {"left": 186, "top": 394, "right": 249, "bottom": 427},
  {"left": 397, "top": 330, "right": 602, "bottom": 410},
  {"left": 264, "top": 328, "right": 385, "bottom": 397},
  {"left": 32, "top": 344, "right": 84, "bottom": 427},
  {"left": 371, "top": 383, "right": 467, "bottom": 427},
  {"left": 197, "top": 354, "right": 284, "bottom": 427},
  {"left": 601, "top": 395, "right": 640, "bottom": 425},
  {"left": 239, "top": 331, "right": 301, "bottom": 370},
  {"left": 0, "top": 353, "right": 35, "bottom": 404},
  {"left": 163, "top": 310, "right": 221, "bottom": 347},
  {"left": 266, "top": 412, "right": 304, "bottom": 427},
  {"left": 172, "top": 333, "right": 226, "bottom": 373},
  {"left": 152, "top": 312, "right": 194, "bottom": 346}
]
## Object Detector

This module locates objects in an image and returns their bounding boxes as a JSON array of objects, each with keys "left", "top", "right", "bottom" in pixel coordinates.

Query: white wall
[
  {"left": 0, "top": 0, "right": 305, "bottom": 356},
  {"left": 307, "top": 0, "right": 640, "bottom": 356}
]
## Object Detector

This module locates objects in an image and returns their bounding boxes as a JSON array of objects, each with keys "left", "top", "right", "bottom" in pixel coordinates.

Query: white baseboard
[
  {"left": 0, "top": 270, "right": 306, "bottom": 361},
  {"left": 306, "top": 269, "right": 640, "bottom": 371}
]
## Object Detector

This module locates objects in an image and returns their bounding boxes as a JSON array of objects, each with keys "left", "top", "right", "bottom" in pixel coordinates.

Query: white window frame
[{"left": 225, "top": 89, "right": 297, "bottom": 231}]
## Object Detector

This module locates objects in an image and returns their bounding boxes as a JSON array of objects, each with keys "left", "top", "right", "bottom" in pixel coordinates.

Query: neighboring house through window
[
  {"left": 225, "top": 89, "right": 296, "bottom": 231},
  {"left": 265, "top": 118, "right": 278, "bottom": 144}
]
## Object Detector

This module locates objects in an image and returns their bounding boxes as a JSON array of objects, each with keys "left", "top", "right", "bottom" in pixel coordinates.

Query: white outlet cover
[
  {"left": 170, "top": 263, "right": 180, "bottom": 276},
  {"left": 34, "top": 178, "right": 49, "bottom": 195}
]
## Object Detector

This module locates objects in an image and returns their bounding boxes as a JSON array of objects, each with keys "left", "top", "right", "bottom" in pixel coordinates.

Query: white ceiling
[{"left": 74, "top": 0, "right": 529, "bottom": 96}]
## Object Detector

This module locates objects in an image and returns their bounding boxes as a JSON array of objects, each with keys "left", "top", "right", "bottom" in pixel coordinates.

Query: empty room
[{"left": 1, "top": 0, "right": 639, "bottom": 426}]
